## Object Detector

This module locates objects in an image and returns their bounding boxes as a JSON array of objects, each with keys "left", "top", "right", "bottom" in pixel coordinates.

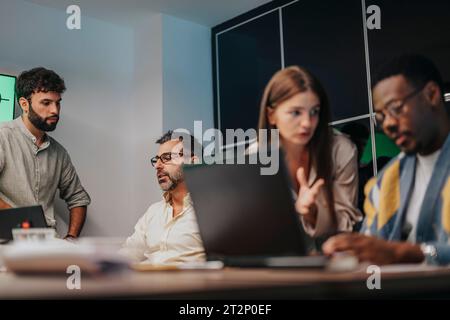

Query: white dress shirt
[{"left": 119, "top": 194, "right": 205, "bottom": 265}]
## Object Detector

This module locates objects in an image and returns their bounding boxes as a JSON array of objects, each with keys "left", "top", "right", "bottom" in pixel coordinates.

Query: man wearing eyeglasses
[
  {"left": 323, "top": 54, "right": 450, "bottom": 265},
  {"left": 119, "top": 131, "right": 205, "bottom": 266}
]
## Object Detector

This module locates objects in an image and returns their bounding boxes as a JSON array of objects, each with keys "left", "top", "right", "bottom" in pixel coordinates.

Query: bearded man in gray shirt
[{"left": 0, "top": 67, "right": 91, "bottom": 239}]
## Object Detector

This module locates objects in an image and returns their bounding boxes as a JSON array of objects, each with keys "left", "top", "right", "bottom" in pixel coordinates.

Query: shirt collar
[
  {"left": 416, "top": 148, "right": 441, "bottom": 166},
  {"left": 163, "top": 192, "right": 193, "bottom": 208},
  {"left": 163, "top": 192, "right": 193, "bottom": 221},
  {"left": 14, "top": 117, "right": 50, "bottom": 147}
]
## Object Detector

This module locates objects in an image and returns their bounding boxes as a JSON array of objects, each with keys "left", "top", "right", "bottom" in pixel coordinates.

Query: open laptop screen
[
  {"left": 184, "top": 158, "right": 313, "bottom": 260},
  {"left": 0, "top": 206, "right": 48, "bottom": 241}
]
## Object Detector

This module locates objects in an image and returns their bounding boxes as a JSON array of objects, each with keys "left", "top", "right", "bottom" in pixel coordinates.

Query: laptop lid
[
  {"left": 0, "top": 205, "right": 48, "bottom": 241},
  {"left": 184, "top": 156, "right": 312, "bottom": 260}
]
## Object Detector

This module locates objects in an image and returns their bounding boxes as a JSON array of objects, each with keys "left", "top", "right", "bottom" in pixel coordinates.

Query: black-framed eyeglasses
[
  {"left": 374, "top": 85, "right": 424, "bottom": 126},
  {"left": 150, "top": 151, "right": 183, "bottom": 167}
]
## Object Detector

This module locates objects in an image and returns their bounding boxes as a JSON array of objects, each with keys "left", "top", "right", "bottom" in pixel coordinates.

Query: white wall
[
  {"left": 0, "top": 2, "right": 213, "bottom": 237},
  {"left": 128, "top": 15, "right": 164, "bottom": 236},
  {"left": 162, "top": 15, "right": 214, "bottom": 134}
]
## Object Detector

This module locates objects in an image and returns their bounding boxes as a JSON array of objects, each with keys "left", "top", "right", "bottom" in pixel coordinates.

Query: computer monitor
[{"left": 0, "top": 74, "right": 16, "bottom": 123}]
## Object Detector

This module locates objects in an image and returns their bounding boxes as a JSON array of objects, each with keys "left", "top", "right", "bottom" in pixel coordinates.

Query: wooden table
[{"left": 1, "top": 265, "right": 450, "bottom": 299}]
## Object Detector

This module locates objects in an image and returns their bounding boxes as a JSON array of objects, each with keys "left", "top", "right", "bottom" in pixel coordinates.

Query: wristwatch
[{"left": 420, "top": 243, "right": 438, "bottom": 264}]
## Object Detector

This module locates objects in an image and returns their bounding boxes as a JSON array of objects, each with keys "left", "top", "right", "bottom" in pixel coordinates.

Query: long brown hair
[{"left": 257, "top": 66, "right": 336, "bottom": 229}]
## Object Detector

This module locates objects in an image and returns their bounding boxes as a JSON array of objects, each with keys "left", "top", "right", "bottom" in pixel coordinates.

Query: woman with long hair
[{"left": 253, "top": 66, "right": 362, "bottom": 238}]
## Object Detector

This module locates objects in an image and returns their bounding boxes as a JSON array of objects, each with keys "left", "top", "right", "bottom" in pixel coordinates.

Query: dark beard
[{"left": 28, "top": 103, "right": 58, "bottom": 132}]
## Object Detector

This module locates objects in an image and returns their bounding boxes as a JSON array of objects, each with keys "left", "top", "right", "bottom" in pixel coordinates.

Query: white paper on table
[{"left": 1, "top": 238, "right": 130, "bottom": 274}]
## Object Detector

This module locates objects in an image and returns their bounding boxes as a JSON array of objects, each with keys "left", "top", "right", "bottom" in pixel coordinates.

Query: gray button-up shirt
[{"left": 0, "top": 117, "right": 91, "bottom": 227}]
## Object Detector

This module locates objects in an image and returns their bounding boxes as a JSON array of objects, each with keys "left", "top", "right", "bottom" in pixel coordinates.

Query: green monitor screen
[
  {"left": 0, "top": 74, "right": 16, "bottom": 123},
  {"left": 361, "top": 131, "right": 400, "bottom": 164}
]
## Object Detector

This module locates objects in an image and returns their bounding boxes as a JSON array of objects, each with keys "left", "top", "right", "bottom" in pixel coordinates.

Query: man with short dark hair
[
  {"left": 119, "top": 131, "right": 205, "bottom": 265},
  {"left": 0, "top": 67, "right": 91, "bottom": 239},
  {"left": 323, "top": 54, "right": 450, "bottom": 265}
]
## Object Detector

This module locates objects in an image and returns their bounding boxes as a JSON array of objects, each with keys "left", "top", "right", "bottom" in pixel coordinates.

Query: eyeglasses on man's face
[
  {"left": 150, "top": 151, "right": 183, "bottom": 167},
  {"left": 374, "top": 85, "right": 424, "bottom": 126}
]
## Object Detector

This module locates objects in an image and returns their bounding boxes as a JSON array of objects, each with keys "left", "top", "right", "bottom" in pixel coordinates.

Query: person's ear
[
  {"left": 19, "top": 97, "right": 29, "bottom": 114},
  {"left": 424, "top": 81, "right": 442, "bottom": 109},
  {"left": 267, "top": 106, "right": 276, "bottom": 126}
]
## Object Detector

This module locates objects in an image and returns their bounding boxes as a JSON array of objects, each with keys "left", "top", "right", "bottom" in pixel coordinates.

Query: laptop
[
  {"left": 0, "top": 205, "right": 48, "bottom": 242},
  {"left": 184, "top": 156, "right": 328, "bottom": 268}
]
